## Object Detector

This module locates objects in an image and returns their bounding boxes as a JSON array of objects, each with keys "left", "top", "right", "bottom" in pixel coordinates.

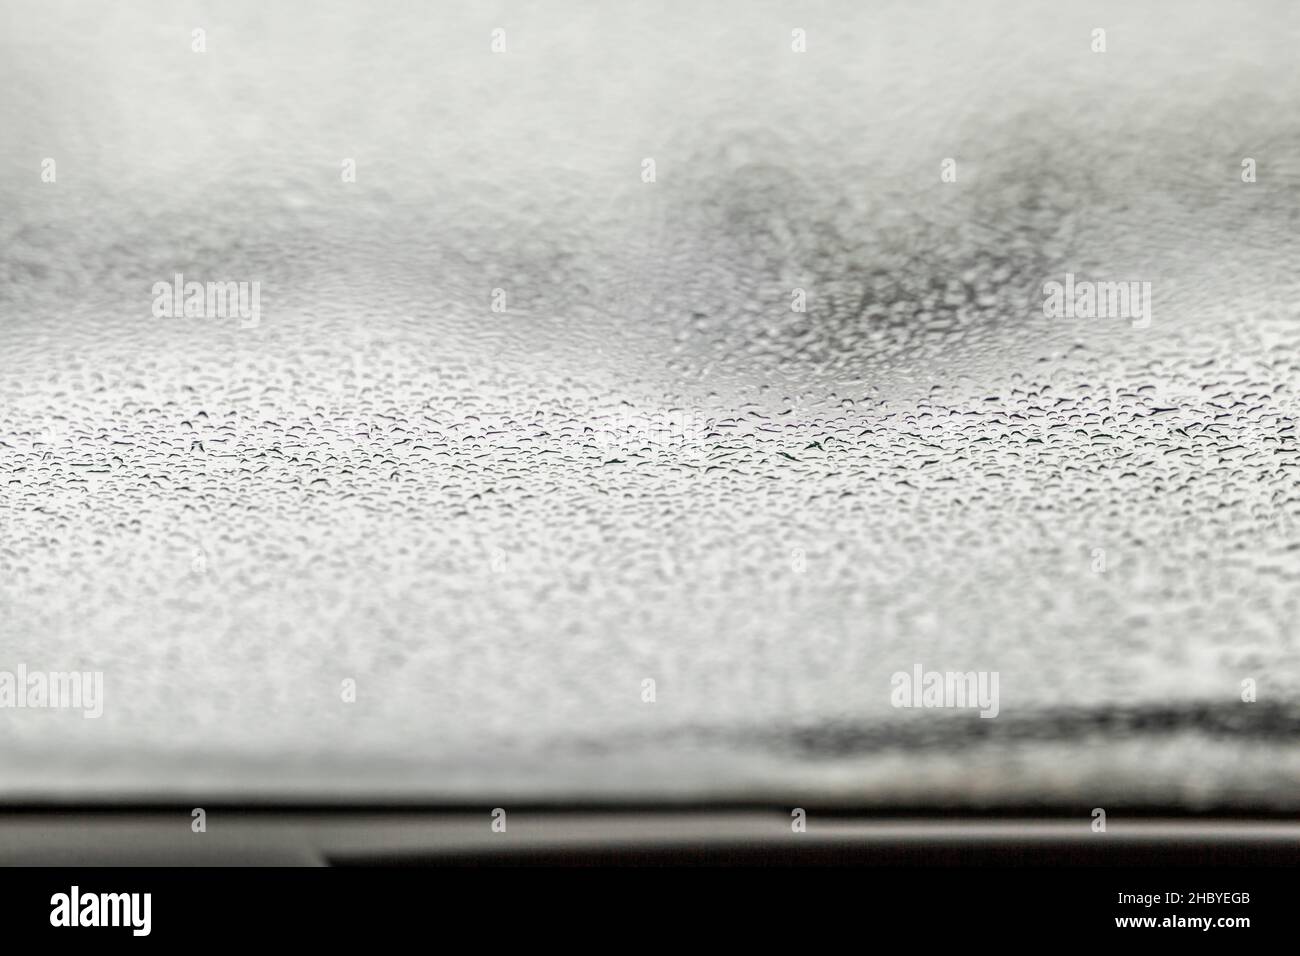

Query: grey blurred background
[{"left": 0, "top": 0, "right": 1297, "bottom": 806}]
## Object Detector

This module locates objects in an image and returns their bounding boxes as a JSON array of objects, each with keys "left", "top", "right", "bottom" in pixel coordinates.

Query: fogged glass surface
[{"left": 1, "top": 0, "right": 1297, "bottom": 805}]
